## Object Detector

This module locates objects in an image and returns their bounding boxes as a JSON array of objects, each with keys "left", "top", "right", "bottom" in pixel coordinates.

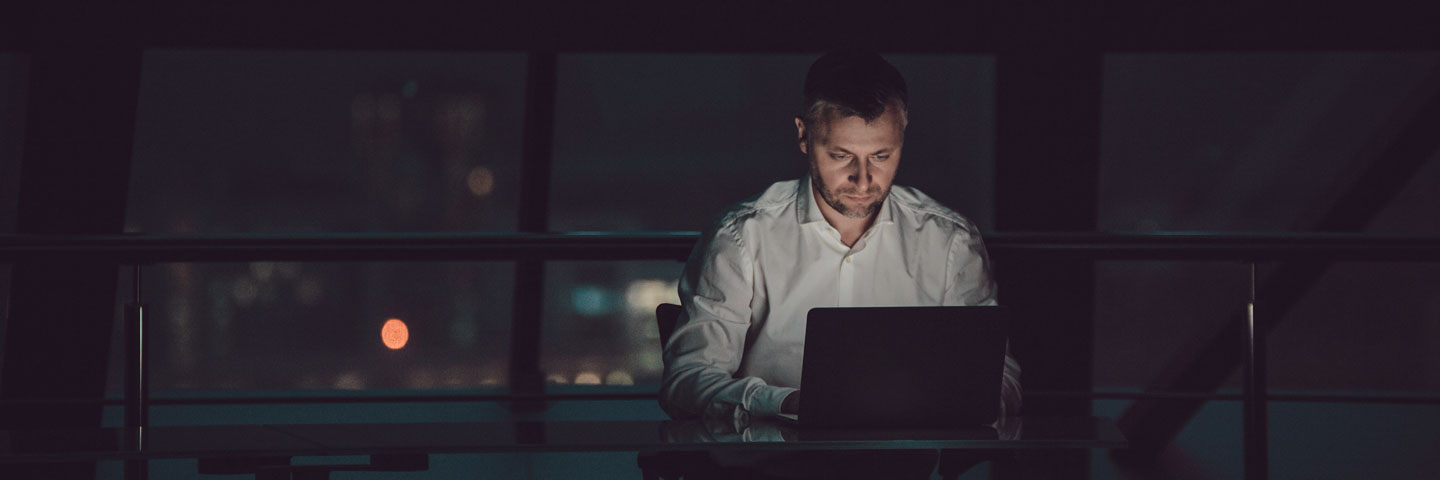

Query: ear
[{"left": 794, "top": 117, "right": 808, "bottom": 155}]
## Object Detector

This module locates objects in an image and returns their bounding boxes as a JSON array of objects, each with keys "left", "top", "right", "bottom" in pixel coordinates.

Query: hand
[{"left": 781, "top": 391, "right": 801, "bottom": 414}]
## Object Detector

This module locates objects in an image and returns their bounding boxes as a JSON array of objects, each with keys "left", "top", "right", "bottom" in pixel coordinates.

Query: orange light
[
  {"left": 382, "top": 318, "right": 409, "bottom": 350},
  {"left": 466, "top": 166, "right": 495, "bottom": 197}
]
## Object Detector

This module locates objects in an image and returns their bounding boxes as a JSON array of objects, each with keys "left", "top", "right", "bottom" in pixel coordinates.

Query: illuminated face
[{"left": 798, "top": 108, "right": 905, "bottom": 220}]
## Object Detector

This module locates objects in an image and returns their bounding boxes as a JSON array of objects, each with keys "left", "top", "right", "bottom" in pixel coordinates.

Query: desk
[{"left": 0, "top": 417, "right": 1125, "bottom": 478}]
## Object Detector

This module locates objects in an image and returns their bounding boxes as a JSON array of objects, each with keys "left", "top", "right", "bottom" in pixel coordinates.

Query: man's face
[{"left": 797, "top": 108, "right": 905, "bottom": 220}]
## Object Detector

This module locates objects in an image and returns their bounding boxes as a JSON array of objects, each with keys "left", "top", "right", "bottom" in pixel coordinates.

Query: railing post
[
  {"left": 123, "top": 264, "right": 148, "bottom": 480},
  {"left": 1243, "top": 262, "right": 1267, "bottom": 480}
]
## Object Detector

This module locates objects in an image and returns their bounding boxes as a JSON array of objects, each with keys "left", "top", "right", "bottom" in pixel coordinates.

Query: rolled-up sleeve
[
  {"left": 660, "top": 217, "right": 796, "bottom": 420},
  {"left": 943, "top": 229, "right": 1023, "bottom": 418}
]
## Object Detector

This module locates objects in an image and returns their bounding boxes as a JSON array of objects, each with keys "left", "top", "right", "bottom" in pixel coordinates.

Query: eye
[
  {"left": 831, "top": 154, "right": 852, "bottom": 161},
  {"left": 873, "top": 155, "right": 890, "bottom": 161}
]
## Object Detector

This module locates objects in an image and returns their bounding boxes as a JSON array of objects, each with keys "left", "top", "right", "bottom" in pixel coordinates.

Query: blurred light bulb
[
  {"left": 382, "top": 318, "right": 409, "bottom": 350},
  {"left": 605, "top": 370, "right": 635, "bottom": 386},
  {"left": 467, "top": 166, "right": 495, "bottom": 197}
]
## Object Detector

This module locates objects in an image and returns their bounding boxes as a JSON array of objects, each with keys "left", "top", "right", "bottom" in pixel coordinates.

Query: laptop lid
[{"left": 797, "top": 306, "right": 1009, "bottom": 428}]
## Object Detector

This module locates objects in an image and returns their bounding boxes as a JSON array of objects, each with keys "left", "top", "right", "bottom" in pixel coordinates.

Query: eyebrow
[{"left": 829, "top": 146, "right": 894, "bottom": 155}]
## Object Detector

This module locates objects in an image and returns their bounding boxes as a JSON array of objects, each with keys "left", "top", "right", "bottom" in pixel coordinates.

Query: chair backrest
[{"left": 655, "top": 303, "right": 682, "bottom": 348}]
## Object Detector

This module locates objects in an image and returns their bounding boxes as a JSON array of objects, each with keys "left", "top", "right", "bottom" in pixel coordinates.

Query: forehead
[{"left": 814, "top": 110, "right": 905, "bottom": 151}]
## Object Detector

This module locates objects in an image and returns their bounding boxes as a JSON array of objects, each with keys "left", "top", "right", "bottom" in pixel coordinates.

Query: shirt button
[{"left": 844, "top": 257, "right": 853, "bottom": 264}]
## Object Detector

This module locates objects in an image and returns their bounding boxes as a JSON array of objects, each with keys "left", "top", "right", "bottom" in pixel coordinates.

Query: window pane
[
  {"left": 1095, "top": 262, "right": 1440, "bottom": 393},
  {"left": 113, "top": 262, "right": 513, "bottom": 391},
  {"left": 126, "top": 50, "right": 527, "bottom": 234},
  {"left": 1268, "top": 262, "right": 1440, "bottom": 394},
  {"left": 1093, "top": 261, "right": 1250, "bottom": 389},
  {"left": 550, "top": 54, "right": 995, "bottom": 232},
  {"left": 120, "top": 51, "right": 528, "bottom": 392},
  {"left": 541, "top": 261, "right": 681, "bottom": 388},
  {"left": 1100, "top": 53, "right": 1440, "bottom": 233}
]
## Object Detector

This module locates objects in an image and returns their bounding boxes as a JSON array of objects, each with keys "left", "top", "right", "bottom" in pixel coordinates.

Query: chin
[{"left": 841, "top": 205, "right": 875, "bottom": 219}]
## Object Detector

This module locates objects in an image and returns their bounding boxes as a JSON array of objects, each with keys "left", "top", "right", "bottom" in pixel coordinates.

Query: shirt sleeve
[
  {"left": 943, "top": 229, "right": 1023, "bottom": 418},
  {"left": 659, "top": 217, "right": 797, "bottom": 420}
]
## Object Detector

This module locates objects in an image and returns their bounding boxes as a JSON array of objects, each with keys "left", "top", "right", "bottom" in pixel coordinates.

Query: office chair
[
  {"left": 640, "top": 303, "right": 721, "bottom": 480},
  {"left": 655, "top": 303, "right": 682, "bottom": 347}
]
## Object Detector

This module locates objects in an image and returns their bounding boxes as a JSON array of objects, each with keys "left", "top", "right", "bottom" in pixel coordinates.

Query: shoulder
[
  {"left": 886, "top": 184, "right": 982, "bottom": 241},
  {"left": 684, "top": 180, "right": 800, "bottom": 265},
  {"left": 708, "top": 180, "right": 799, "bottom": 242}
]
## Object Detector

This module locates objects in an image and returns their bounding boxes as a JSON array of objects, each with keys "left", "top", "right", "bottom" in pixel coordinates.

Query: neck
[{"left": 813, "top": 186, "right": 878, "bottom": 247}]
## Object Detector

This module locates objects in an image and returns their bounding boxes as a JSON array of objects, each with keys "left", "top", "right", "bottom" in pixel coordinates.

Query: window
[
  {"left": 121, "top": 51, "right": 528, "bottom": 391},
  {"left": 1096, "top": 53, "right": 1440, "bottom": 393},
  {"left": 127, "top": 50, "right": 527, "bottom": 234}
]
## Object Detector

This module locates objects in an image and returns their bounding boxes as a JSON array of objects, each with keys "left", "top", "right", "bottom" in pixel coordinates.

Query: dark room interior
[{"left": 2, "top": 1, "right": 1439, "bottom": 479}]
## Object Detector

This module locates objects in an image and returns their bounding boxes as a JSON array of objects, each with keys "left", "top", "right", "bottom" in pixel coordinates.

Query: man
[{"left": 660, "top": 50, "right": 1022, "bottom": 422}]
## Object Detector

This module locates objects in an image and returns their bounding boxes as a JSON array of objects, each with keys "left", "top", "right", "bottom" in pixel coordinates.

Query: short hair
[{"left": 799, "top": 50, "right": 909, "bottom": 141}]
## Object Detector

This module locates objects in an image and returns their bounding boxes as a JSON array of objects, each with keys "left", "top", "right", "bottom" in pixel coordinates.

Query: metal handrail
[
  {"left": 3, "top": 232, "right": 1440, "bottom": 262},
  {"left": 5, "top": 390, "right": 1440, "bottom": 406}
]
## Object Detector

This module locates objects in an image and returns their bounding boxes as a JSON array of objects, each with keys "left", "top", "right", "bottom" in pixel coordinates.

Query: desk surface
[{"left": 0, "top": 417, "right": 1125, "bottom": 463}]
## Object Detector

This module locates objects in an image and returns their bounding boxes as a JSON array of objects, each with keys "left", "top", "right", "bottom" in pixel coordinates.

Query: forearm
[{"left": 660, "top": 365, "right": 796, "bottom": 420}]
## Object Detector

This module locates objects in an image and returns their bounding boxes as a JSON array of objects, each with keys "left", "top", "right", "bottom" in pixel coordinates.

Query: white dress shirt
[{"left": 660, "top": 176, "right": 1022, "bottom": 420}]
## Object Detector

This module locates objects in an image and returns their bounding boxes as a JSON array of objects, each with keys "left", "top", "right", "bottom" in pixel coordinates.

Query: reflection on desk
[
  {"left": 647, "top": 417, "right": 1102, "bottom": 480},
  {"left": 0, "top": 417, "right": 1123, "bottom": 463},
  {"left": 658, "top": 415, "right": 1023, "bottom": 445}
]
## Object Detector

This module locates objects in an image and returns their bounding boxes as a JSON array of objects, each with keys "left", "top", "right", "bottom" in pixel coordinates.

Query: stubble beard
[{"left": 809, "top": 160, "right": 887, "bottom": 220}]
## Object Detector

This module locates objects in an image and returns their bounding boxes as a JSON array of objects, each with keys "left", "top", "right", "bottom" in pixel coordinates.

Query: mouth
[{"left": 845, "top": 195, "right": 871, "bottom": 203}]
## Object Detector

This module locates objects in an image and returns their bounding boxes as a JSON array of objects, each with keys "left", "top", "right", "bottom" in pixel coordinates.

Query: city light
[
  {"left": 442, "top": 368, "right": 468, "bottom": 387},
  {"left": 231, "top": 277, "right": 259, "bottom": 307},
  {"left": 571, "top": 285, "right": 615, "bottom": 317},
  {"left": 250, "top": 262, "right": 277, "bottom": 281},
  {"left": 407, "top": 368, "right": 437, "bottom": 389},
  {"left": 276, "top": 262, "right": 301, "bottom": 279},
  {"left": 626, "top": 279, "right": 680, "bottom": 313},
  {"left": 377, "top": 93, "right": 401, "bottom": 123},
  {"left": 295, "top": 277, "right": 323, "bottom": 306},
  {"left": 605, "top": 370, "right": 635, "bottom": 386},
  {"left": 466, "top": 166, "right": 495, "bottom": 197},
  {"left": 382, "top": 318, "right": 409, "bottom": 350},
  {"left": 333, "top": 371, "right": 366, "bottom": 390},
  {"left": 574, "top": 372, "right": 603, "bottom": 385}
]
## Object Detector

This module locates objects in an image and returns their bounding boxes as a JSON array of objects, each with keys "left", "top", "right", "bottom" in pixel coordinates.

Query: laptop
[{"left": 779, "top": 306, "right": 1009, "bottom": 429}]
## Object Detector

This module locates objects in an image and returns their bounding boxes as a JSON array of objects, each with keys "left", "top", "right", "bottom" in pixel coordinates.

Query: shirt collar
[{"left": 795, "top": 175, "right": 896, "bottom": 228}]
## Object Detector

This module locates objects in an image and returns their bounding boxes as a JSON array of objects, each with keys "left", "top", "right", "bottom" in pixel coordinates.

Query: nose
[{"left": 849, "top": 159, "right": 871, "bottom": 191}]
